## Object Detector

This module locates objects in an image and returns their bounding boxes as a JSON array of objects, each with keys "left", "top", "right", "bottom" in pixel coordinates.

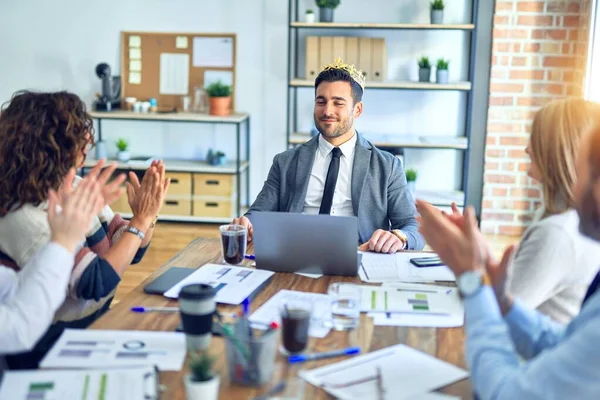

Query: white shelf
[
  {"left": 83, "top": 159, "right": 249, "bottom": 174},
  {"left": 290, "top": 79, "right": 472, "bottom": 91},
  {"left": 90, "top": 110, "right": 249, "bottom": 124},
  {"left": 289, "top": 133, "right": 467, "bottom": 150},
  {"left": 119, "top": 213, "right": 232, "bottom": 224},
  {"left": 416, "top": 190, "right": 464, "bottom": 207},
  {"left": 290, "top": 22, "right": 475, "bottom": 30}
]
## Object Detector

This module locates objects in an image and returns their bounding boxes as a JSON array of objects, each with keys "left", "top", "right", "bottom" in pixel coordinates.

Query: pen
[
  {"left": 261, "top": 321, "right": 280, "bottom": 337},
  {"left": 245, "top": 254, "right": 256, "bottom": 260},
  {"left": 131, "top": 306, "right": 178, "bottom": 313},
  {"left": 288, "top": 347, "right": 361, "bottom": 364}
]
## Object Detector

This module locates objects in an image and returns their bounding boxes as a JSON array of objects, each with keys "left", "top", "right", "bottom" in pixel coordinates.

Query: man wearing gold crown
[{"left": 233, "top": 58, "right": 424, "bottom": 253}]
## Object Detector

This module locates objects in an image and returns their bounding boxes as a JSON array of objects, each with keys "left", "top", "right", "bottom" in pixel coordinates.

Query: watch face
[{"left": 458, "top": 271, "right": 482, "bottom": 297}]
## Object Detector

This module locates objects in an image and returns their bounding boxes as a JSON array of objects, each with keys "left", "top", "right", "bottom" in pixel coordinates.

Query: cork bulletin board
[{"left": 120, "top": 31, "right": 237, "bottom": 111}]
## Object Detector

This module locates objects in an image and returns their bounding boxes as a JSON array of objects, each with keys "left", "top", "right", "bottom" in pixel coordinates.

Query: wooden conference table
[{"left": 90, "top": 238, "right": 472, "bottom": 399}]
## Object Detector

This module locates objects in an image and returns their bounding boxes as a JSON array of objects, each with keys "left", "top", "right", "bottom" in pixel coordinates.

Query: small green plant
[
  {"left": 418, "top": 56, "right": 431, "bottom": 69},
  {"left": 115, "top": 138, "right": 128, "bottom": 152},
  {"left": 316, "top": 0, "right": 340, "bottom": 9},
  {"left": 406, "top": 169, "right": 418, "bottom": 182},
  {"left": 189, "top": 351, "right": 215, "bottom": 383},
  {"left": 436, "top": 58, "right": 450, "bottom": 70},
  {"left": 306, "top": 9, "right": 314, "bottom": 14},
  {"left": 431, "top": 0, "right": 444, "bottom": 10},
  {"left": 215, "top": 151, "right": 226, "bottom": 157},
  {"left": 206, "top": 81, "right": 232, "bottom": 98}
]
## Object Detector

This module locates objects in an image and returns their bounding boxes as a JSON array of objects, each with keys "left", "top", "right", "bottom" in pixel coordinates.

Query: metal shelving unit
[{"left": 285, "top": 0, "right": 493, "bottom": 214}]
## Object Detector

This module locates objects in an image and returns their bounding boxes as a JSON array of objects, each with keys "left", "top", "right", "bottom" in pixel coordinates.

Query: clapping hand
[
  {"left": 127, "top": 160, "right": 170, "bottom": 228},
  {"left": 48, "top": 169, "right": 105, "bottom": 253}
]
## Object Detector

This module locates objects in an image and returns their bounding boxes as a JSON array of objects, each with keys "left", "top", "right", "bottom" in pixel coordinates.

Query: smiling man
[{"left": 233, "top": 58, "right": 424, "bottom": 252}]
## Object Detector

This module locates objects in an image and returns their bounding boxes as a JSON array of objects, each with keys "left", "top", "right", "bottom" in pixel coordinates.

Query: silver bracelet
[{"left": 126, "top": 226, "right": 145, "bottom": 240}]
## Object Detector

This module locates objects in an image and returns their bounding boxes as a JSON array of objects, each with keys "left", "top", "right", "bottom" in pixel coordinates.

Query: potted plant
[
  {"left": 405, "top": 169, "right": 417, "bottom": 196},
  {"left": 305, "top": 9, "right": 316, "bottom": 23},
  {"left": 206, "top": 80, "right": 232, "bottom": 116},
  {"left": 207, "top": 149, "right": 227, "bottom": 166},
  {"left": 316, "top": 0, "right": 340, "bottom": 23},
  {"left": 430, "top": 0, "right": 444, "bottom": 24},
  {"left": 115, "top": 138, "right": 130, "bottom": 162},
  {"left": 185, "top": 351, "right": 219, "bottom": 400},
  {"left": 436, "top": 58, "right": 450, "bottom": 84},
  {"left": 418, "top": 57, "right": 432, "bottom": 83}
]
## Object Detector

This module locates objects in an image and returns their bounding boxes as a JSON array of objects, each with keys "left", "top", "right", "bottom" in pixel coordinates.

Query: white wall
[{"left": 0, "top": 0, "right": 471, "bottom": 203}]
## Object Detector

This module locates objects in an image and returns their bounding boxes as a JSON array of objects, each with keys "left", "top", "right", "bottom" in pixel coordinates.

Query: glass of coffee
[
  {"left": 280, "top": 299, "right": 312, "bottom": 355},
  {"left": 220, "top": 224, "right": 247, "bottom": 265}
]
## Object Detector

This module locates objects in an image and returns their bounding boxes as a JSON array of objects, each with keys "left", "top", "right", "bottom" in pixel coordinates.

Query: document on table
[
  {"left": 163, "top": 263, "right": 274, "bottom": 305},
  {"left": 365, "top": 283, "right": 464, "bottom": 327},
  {"left": 299, "top": 343, "right": 468, "bottom": 400},
  {"left": 0, "top": 366, "right": 157, "bottom": 400},
  {"left": 40, "top": 329, "right": 186, "bottom": 371},
  {"left": 359, "top": 252, "right": 455, "bottom": 283},
  {"left": 249, "top": 290, "right": 331, "bottom": 338}
]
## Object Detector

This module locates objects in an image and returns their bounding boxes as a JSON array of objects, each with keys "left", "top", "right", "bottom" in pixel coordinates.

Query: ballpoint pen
[
  {"left": 288, "top": 347, "right": 361, "bottom": 363},
  {"left": 245, "top": 254, "right": 256, "bottom": 260}
]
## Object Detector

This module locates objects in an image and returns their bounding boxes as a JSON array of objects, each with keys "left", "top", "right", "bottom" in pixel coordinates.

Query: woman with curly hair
[{"left": 0, "top": 90, "right": 170, "bottom": 369}]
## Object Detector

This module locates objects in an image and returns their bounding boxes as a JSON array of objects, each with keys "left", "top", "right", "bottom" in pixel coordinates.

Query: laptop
[{"left": 252, "top": 212, "right": 360, "bottom": 276}]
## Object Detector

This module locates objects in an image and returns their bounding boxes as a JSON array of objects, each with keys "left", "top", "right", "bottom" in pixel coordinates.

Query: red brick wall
[{"left": 481, "top": 0, "right": 591, "bottom": 236}]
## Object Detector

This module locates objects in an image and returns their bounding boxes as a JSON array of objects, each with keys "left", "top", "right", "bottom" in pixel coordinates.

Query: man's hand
[
  {"left": 49, "top": 169, "right": 105, "bottom": 254},
  {"left": 416, "top": 200, "right": 487, "bottom": 276},
  {"left": 232, "top": 216, "right": 253, "bottom": 242},
  {"left": 359, "top": 229, "right": 404, "bottom": 254},
  {"left": 487, "top": 244, "right": 517, "bottom": 315}
]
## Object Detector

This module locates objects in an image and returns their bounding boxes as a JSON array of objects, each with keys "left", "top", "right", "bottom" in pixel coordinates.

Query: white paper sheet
[
  {"left": 0, "top": 366, "right": 157, "bottom": 400},
  {"left": 159, "top": 53, "right": 189, "bottom": 95},
  {"left": 408, "top": 393, "right": 460, "bottom": 400},
  {"left": 359, "top": 252, "right": 455, "bottom": 283},
  {"left": 129, "top": 48, "right": 141, "bottom": 60},
  {"left": 40, "top": 329, "right": 186, "bottom": 371},
  {"left": 128, "top": 35, "right": 141, "bottom": 48},
  {"left": 193, "top": 37, "right": 233, "bottom": 67},
  {"left": 368, "top": 283, "right": 463, "bottom": 327},
  {"left": 249, "top": 290, "right": 331, "bottom": 338},
  {"left": 204, "top": 70, "right": 233, "bottom": 88},
  {"left": 129, "top": 60, "right": 142, "bottom": 71},
  {"left": 163, "top": 264, "right": 274, "bottom": 305},
  {"left": 176, "top": 36, "right": 188, "bottom": 49},
  {"left": 299, "top": 344, "right": 468, "bottom": 400},
  {"left": 128, "top": 72, "right": 141, "bottom": 84}
]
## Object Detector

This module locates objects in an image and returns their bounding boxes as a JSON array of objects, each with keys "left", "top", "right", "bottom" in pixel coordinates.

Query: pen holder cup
[{"left": 225, "top": 329, "right": 278, "bottom": 386}]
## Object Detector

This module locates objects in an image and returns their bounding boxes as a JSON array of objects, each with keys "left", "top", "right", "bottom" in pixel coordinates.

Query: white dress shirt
[
  {"left": 303, "top": 134, "right": 357, "bottom": 216},
  {"left": 0, "top": 242, "right": 73, "bottom": 355}
]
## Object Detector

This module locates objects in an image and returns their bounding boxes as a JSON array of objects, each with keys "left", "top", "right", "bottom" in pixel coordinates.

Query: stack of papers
[
  {"left": 362, "top": 283, "right": 464, "bottom": 327},
  {"left": 359, "top": 252, "right": 455, "bottom": 283},
  {"left": 249, "top": 290, "right": 331, "bottom": 338},
  {"left": 164, "top": 263, "right": 274, "bottom": 305},
  {"left": 40, "top": 329, "right": 186, "bottom": 371},
  {"left": 299, "top": 343, "right": 468, "bottom": 400},
  {"left": 0, "top": 367, "right": 158, "bottom": 400}
]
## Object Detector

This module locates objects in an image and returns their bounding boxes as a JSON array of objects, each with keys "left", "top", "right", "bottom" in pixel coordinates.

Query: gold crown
[{"left": 320, "top": 57, "right": 366, "bottom": 90}]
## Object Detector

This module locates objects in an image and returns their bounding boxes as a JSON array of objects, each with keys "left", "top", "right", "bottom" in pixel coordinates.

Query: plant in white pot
[
  {"left": 185, "top": 351, "right": 219, "bottom": 400},
  {"left": 436, "top": 58, "right": 450, "bottom": 84},
  {"left": 316, "top": 0, "right": 340, "bottom": 23},
  {"left": 418, "top": 57, "right": 431, "bottom": 83},
  {"left": 115, "top": 138, "right": 130, "bottom": 162},
  {"left": 430, "top": 0, "right": 444, "bottom": 24},
  {"left": 305, "top": 9, "right": 316, "bottom": 23},
  {"left": 406, "top": 169, "right": 417, "bottom": 196}
]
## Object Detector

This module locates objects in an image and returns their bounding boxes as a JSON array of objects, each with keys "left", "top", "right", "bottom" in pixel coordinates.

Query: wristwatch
[
  {"left": 391, "top": 230, "right": 408, "bottom": 250},
  {"left": 126, "top": 226, "right": 146, "bottom": 241},
  {"left": 149, "top": 215, "right": 159, "bottom": 229},
  {"left": 456, "top": 270, "right": 491, "bottom": 298}
]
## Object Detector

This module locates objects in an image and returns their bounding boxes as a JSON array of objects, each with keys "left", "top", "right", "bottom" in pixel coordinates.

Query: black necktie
[
  {"left": 319, "top": 147, "right": 342, "bottom": 215},
  {"left": 582, "top": 269, "right": 600, "bottom": 305}
]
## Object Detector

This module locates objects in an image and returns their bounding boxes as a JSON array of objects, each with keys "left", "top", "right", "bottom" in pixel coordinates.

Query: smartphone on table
[{"left": 409, "top": 256, "right": 445, "bottom": 268}]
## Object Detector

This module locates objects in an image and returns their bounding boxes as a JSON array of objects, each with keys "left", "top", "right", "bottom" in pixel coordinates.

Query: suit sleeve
[
  {"left": 387, "top": 157, "right": 425, "bottom": 250},
  {"left": 245, "top": 154, "right": 281, "bottom": 220}
]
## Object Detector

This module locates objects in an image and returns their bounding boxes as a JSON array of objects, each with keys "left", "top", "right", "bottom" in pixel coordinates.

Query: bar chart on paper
[{"left": 0, "top": 367, "right": 158, "bottom": 400}]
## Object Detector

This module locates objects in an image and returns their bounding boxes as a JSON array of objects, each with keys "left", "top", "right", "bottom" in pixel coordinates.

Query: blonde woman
[{"left": 451, "top": 98, "right": 600, "bottom": 323}]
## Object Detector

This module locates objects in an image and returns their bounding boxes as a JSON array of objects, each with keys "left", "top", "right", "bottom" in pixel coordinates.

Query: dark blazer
[{"left": 245, "top": 134, "right": 425, "bottom": 250}]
